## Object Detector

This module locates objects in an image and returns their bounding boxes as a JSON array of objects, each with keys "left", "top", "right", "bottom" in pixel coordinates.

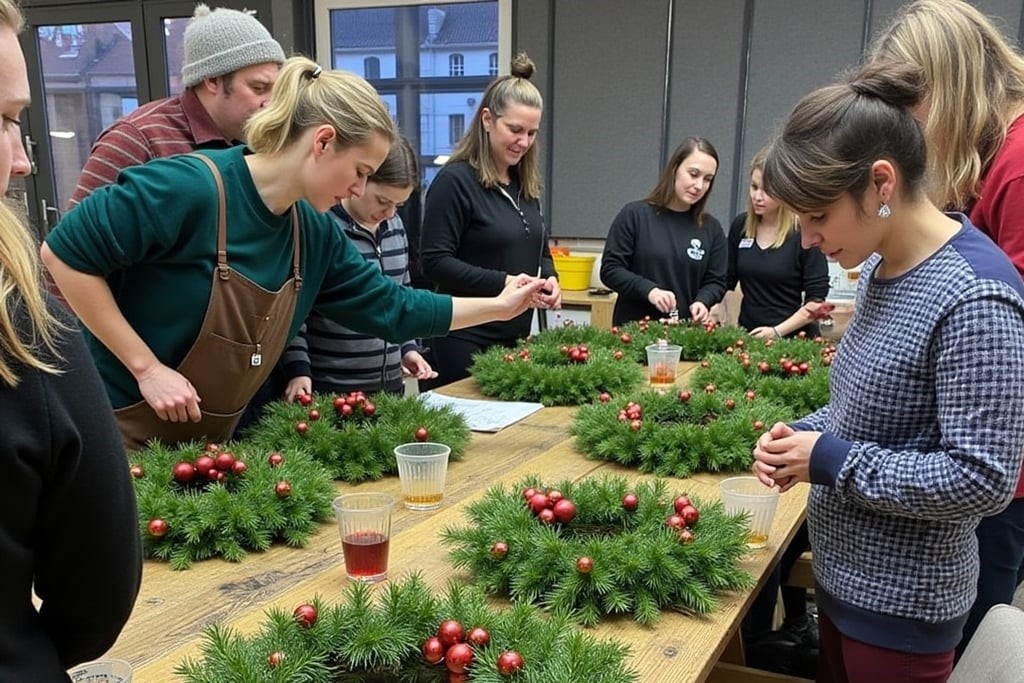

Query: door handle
[
  {"left": 22, "top": 133, "right": 37, "bottom": 175},
  {"left": 40, "top": 198, "right": 61, "bottom": 234}
]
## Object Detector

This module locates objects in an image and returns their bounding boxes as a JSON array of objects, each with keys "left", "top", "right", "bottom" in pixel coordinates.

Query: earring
[{"left": 877, "top": 203, "right": 892, "bottom": 219}]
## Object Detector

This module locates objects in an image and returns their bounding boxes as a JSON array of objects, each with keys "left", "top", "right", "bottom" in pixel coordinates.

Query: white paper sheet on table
[{"left": 417, "top": 391, "right": 544, "bottom": 432}]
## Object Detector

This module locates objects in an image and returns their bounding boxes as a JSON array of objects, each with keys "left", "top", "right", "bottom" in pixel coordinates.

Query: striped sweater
[
  {"left": 795, "top": 216, "right": 1024, "bottom": 654},
  {"left": 280, "top": 206, "right": 418, "bottom": 394},
  {"left": 68, "top": 88, "right": 231, "bottom": 208}
]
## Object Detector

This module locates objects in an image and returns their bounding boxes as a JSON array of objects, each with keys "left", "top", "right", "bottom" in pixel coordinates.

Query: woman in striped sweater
[{"left": 281, "top": 137, "right": 436, "bottom": 399}]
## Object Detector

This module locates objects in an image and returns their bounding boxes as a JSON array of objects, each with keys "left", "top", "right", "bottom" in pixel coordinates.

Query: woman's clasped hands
[{"left": 752, "top": 422, "right": 821, "bottom": 493}]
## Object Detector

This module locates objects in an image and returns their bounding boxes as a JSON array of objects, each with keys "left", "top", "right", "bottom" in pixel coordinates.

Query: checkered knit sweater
[{"left": 795, "top": 217, "right": 1024, "bottom": 654}]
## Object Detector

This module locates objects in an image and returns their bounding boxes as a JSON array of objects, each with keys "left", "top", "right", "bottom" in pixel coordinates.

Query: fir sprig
[
  {"left": 441, "top": 477, "right": 752, "bottom": 626},
  {"left": 242, "top": 392, "right": 471, "bottom": 482},
  {"left": 131, "top": 441, "right": 335, "bottom": 570},
  {"left": 175, "top": 575, "right": 638, "bottom": 682}
]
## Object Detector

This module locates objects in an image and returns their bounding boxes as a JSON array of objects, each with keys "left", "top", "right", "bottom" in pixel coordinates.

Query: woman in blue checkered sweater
[{"left": 752, "top": 65, "right": 1024, "bottom": 682}]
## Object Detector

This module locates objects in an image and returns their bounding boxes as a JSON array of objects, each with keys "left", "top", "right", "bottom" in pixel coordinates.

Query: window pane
[
  {"left": 36, "top": 22, "right": 140, "bottom": 210},
  {"left": 162, "top": 17, "right": 189, "bottom": 96}
]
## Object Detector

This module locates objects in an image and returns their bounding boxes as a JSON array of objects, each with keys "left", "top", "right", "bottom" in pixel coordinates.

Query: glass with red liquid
[{"left": 333, "top": 493, "right": 394, "bottom": 583}]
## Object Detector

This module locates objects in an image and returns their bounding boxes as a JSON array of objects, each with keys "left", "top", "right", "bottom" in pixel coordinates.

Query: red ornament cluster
[
  {"left": 665, "top": 495, "right": 700, "bottom": 542},
  {"left": 616, "top": 401, "right": 643, "bottom": 431},
  {"left": 165, "top": 443, "right": 248, "bottom": 487},
  {"left": 501, "top": 347, "right": 533, "bottom": 363},
  {"left": 330, "top": 391, "right": 377, "bottom": 419},
  {"left": 522, "top": 486, "right": 576, "bottom": 525},
  {"left": 422, "top": 621, "right": 525, "bottom": 679},
  {"left": 559, "top": 343, "right": 591, "bottom": 363}
]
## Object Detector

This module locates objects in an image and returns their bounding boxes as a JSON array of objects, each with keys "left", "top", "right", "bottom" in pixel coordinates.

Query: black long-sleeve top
[
  {"left": 726, "top": 213, "right": 830, "bottom": 334},
  {"left": 420, "top": 160, "right": 556, "bottom": 345},
  {"left": 600, "top": 200, "right": 728, "bottom": 325},
  {"left": 1, "top": 300, "right": 142, "bottom": 681}
]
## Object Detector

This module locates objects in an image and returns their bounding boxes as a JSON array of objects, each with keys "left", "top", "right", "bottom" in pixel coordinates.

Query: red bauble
[
  {"left": 362, "top": 402, "right": 377, "bottom": 417},
  {"left": 622, "top": 492, "right": 639, "bottom": 511},
  {"left": 620, "top": 333, "right": 632, "bottom": 344},
  {"left": 194, "top": 455, "right": 216, "bottom": 477},
  {"left": 753, "top": 420, "right": 765, "bottom": 431},
  {"left": 214, "top": 452, "right": 236, "bottom": 472},
  {"left": 537, "top": 508, "right": 556, "bottom": 525},
  {"left": 467, "top": 626, "right": 490, "bottom": 647},
  {"left": 724, "top": 399, "right": 736, "bottom": 410},
  {"left": 598, "top": 392, "right": 611, "bottom": 403},
  {"left": 679, "top": 529, "right": 695, "bottom": 543},
  {"left": 298, "top": 393, "right": 313, "bottom": 407},
  {"left": 444, "top": 643, "right": 474, "bottom": 674},
  {"left": 293, "top": 603, "right": 318, "bottom": 628},
  {"left": 678, "top": 390, "right": 692, "bottom": 403},
  {"left": 666, "top": 514, "right": 686, "bottom": 530},
  {"left": 422, "top": 636, "right": 445, "bottom": 664},
  {"left": 613, "top": 350, "right": 624, "bottom": 360},
  {"left": 704, "top": 383, "right": 716, "bottom": 394},
  {"left": 308, "top": 409, "right": 321, "bottom": 421},
  {"left": 673, "top": 496, "right": 692, "bottom": 514},
  {"left": 528, "top": 493, "right": 550, "bottom": 514},
  {"left": 547, "top": 490, "right": 564, "bottom": 504},
  {"left": 522, "top": 487, "right": 538, "bottom": 501},
  {"left": 340, "top": 403, "right": 354, "bottom": 417},
  {"left": 207, "top": 467, "right": 221, "bottom": 481},
  {"left": 490, "top": 541, "right": 509, "bottom": 559},
  {"left": 576, "top": 556, "right": 593, "bottom": 574},
  {"left": 334, "top": 396, "right": 347, "bottom": 412},
  {"left": 147, "top": 518, "right": 168, "bottom": 537},
  {"left": 414, "top": 427, "right": 430, "bottom": 442},
  {"left": 437, "top": 619, "right": 465, "bottom": 647},
  {"left": 681, "top": 504, "right": 700, "bottom": 527},
  {"left": 129, "top": 464, "right": 145, "bottom": 479},
  {"left": 758, "top": 361, "right": 771, "bottom": 374},
  {"left": 552, "top": 498, "right": 577, "bottom": 524},
  {"left": 497, "top": 650, "right": 525, "bottom": 676},
  {"left": 745, "top": 390, "right": 757, "bottom": 401},
  {"left": 267, "top": 651, "right": 285, "bottom": 668},
  {"left": 295, "top": 421, "right": 309, "bottom": 434},
  {"left": 268, "top": 451, "right": 284, "bottom": 467},
  {"left": 172, "top": 461, "right": 195, "bottom": 483},
  {"left": 205, "top": 443, "right": 220, "bottom": 453},
  {"left": 275, "top": 480, "right": 292, "bottom": 497},
  {"left": 232, "top": 460, "right": 248, "bottom": 475},
  {"left": 629, "top": 419, "right": 642, "bottom": 431}
]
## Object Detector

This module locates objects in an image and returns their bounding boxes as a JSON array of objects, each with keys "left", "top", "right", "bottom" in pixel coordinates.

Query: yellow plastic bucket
[{"left": 552, "top": 254, "right": 596, "bottom": 291}]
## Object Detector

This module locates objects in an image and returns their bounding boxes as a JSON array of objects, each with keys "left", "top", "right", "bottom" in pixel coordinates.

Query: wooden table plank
[{"left": 106, "top": 366, "right": 808, "bottom": 683}]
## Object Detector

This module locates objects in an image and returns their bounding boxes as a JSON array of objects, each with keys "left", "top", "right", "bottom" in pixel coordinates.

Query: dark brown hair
[{"left": 645, "top": 136, "right": 719, "bottom": 227}]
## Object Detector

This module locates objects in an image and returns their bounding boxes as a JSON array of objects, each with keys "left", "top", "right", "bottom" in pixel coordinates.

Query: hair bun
[{"left": 510, "top": 51, "right": 536, "bottom": 79}]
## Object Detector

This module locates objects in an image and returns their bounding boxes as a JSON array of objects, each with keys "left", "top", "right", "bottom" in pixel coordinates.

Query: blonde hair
[
  {"left": 450, "top": 52, "right": 544, "bottom": 200},
  {"left": 744, "top": 147, "right": 798, "bottom": 249},
  {"left": 869, "top": 0, "right": 1024, "bottom": 209},
  {"left": 244, "top": 56, "right": 396, "bottom": 156},
  {"left": 0, "top": 0, "right": 63, "bottom": 386},
  {"left": 0, "top": 0, "right": 23, "bottom": 32}
]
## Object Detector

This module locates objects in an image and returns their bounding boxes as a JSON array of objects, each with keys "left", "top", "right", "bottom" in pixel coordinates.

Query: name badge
[{"left": 738, "top": 238, "right": 754, "bottom": 249}]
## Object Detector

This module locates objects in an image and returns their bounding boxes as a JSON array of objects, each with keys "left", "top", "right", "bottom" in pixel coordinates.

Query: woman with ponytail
[
  {"left": 0, "top": 1, "right": 140, "bottom": 678},
  {"left": 867, "top": 0, "right": 1024, "bottom": 658},
  {"left": 752, "top": 66, "right": 1024, "bottom": 682},
  {"left": 42, "top": 56, "right": 544, "bottom": 450}
]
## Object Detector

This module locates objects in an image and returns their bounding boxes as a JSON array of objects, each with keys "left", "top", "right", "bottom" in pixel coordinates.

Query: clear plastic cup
[
  {"left": 646, "top": 342, "right": 682, "bottom": 388},
  {"left": 719, "top": 476, "right": 780, "bottom": 549},
  {"left": 394, "top": 442, "right": 451, "bottom": 511},
  {"left": 333, "top": 493, "right": 394, "bottom": 583},
  {"left": 68, "top": 658, "right": 134, "bottom": 682}
]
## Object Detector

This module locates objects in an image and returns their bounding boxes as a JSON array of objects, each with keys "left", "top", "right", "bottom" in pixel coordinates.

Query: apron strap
[
  {"left": 291, "top": 209, "right": 302, "bottom": 291},
  {"left": 188, "top": 153, "right": 230, "bottom": 281}
]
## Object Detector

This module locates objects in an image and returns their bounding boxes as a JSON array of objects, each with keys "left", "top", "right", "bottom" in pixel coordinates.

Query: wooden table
[
  {"left": 107, "top": 364, "right": 808, "bottom": 682},
  {"left": 560, "top": 289, "right": 618, "bottom": 330}
]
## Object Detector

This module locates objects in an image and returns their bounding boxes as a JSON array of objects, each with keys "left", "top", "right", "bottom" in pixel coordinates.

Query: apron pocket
[
  {"left": 177, "top": 332, "right": 276, "bottom": 409},
  {"left": 114, "top": 400, "right": 247, "bottom": 452}
]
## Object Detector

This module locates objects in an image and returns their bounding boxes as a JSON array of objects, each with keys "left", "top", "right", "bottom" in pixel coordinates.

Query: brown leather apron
[{"left": 114, "top": 154, "right": 302, "bottom": 450}]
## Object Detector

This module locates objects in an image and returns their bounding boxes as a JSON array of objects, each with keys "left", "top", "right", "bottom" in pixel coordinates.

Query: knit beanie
[{"left": 181, "top": 3, "right": 286, "bottom": 88}]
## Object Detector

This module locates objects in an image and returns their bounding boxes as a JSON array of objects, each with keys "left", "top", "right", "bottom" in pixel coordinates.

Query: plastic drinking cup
[
  {"left": 645, "top": 342, "right": 682, "bottom": 388},
  {"left": 719, "top": 476, "right": 780, "bottom": 550},
  {"left": 394, "top": 442, "right": 451, "bottom": 511},
  {"left": 333, "top": 493, "right": 394, "bottom": 583},
  {"left": 68, "top": 659, "right": 134, "bottom": 683}
]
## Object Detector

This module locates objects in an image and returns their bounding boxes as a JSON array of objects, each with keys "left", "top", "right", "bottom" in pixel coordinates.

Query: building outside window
[
  {"left": 448, "top": 113, "right": 464, "bottom": 146},
  {"left": 448, "top": 52, "right": 464, "bottom": 76},
  {"left": 489, "top": 51, "right": 498, "bottom": 76},
  {"left": 364, "top": 56, "right": 381, "bottom": 79}
]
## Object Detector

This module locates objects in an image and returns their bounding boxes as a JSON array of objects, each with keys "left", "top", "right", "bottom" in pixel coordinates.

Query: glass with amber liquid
[
  {"left": 646, "top": 342, "right": 682, "bottom": 390},
  {"left": 394, "top": 442, "right": 451, "bottom": 511}
]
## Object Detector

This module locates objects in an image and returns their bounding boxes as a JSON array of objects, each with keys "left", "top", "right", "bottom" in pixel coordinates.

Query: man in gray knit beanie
[{"left": 69, "top": 3, "right": 285, "bottom": 207}]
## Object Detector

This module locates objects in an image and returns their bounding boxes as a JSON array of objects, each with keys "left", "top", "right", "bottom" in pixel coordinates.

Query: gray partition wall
[{"left": 515, "top": 0, "right": 1024, "bottom": 239}]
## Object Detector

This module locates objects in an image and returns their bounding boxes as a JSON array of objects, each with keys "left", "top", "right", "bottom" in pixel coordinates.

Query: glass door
[{"left": 16, "top": 0, "right": 272, "bottom": 237}]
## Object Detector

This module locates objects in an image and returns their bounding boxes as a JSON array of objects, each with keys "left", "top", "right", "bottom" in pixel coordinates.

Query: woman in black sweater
[
  {"left": 0, "top": 3, "right": 141, "bottom": 678},
  {"left": 727, "top": 148, "right": 830, "bottom": 338},
  {"left": 421, "top": 52, "right": 559, "bottom": 384},
  {"left": 600, "top": 137, "right": 728, "bottom": 326}
]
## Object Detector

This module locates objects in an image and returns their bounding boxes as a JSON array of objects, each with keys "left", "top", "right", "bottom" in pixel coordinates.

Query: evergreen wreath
[
  {"left": 176, "top": 574, "right": 637, "bottom": 682},
  {"left": 612, "top": 317, "right": 753, "bottom": 363},
  {"left": 441, "top": 476, "right": 752, "bottom": 627},
  {"left": 130, "top": 440, "right": 336, "bottom": 570},
  {"left": 570, "top": 336, "right": 832, "bottom": 476},
  {"left": 242, "top": 391, "right": 471, "bottom": 482},
  {"left": 469, "top": 325, "right": 645, "bottom": 406}
]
